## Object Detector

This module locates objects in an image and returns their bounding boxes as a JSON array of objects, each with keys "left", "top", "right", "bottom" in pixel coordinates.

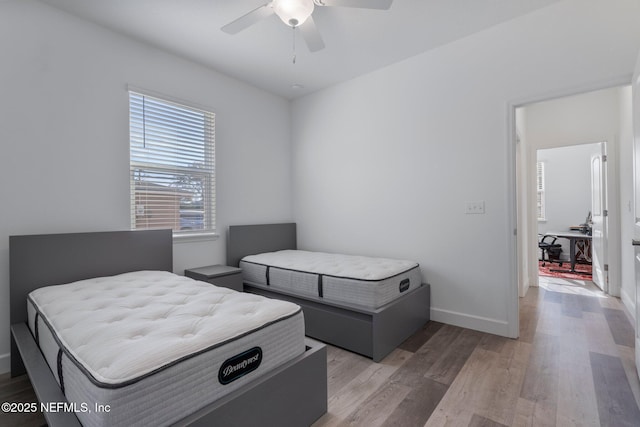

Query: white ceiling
[{"left": 39, "top": 0, "right": 562, "bottom": 99}]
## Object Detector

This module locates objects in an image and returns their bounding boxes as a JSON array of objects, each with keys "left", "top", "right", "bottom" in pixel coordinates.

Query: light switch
[{"left": 465, "top": 201, "right": 485, "bottom": 214}]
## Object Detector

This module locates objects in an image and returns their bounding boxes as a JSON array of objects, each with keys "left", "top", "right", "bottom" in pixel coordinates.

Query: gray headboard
[
  {"left": 226, "top": 223, "right": 297, "bottom": 267},
  {"left": 10, "top": 229, "right": 173, "bottom": 374}
]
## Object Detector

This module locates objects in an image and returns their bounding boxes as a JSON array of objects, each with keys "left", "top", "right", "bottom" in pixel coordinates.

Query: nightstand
[{"left": 184, "top": 265, "right": 243, "bottom": 292}]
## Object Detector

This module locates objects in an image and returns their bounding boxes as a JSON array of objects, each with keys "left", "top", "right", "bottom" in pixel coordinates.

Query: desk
[{"left": 545, "top": 231, "right": 592, "bottom": 274}]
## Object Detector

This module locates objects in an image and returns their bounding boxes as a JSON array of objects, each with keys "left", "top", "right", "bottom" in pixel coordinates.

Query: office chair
[{"left": 538, "top": 234, "right": 563, "bottom": 267}]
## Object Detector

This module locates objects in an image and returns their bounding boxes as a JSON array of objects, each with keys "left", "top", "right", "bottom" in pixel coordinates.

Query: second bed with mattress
[
  {"left": 240, "top": 249, "right": 422, "bottom": 309},
  {"left": 26, "top": 270, "right": 305, "bottom": 427}
]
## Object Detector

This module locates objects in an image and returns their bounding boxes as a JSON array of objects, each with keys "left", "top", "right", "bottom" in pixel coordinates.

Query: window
[
  {"left": 536, "top": 161, "right": 545, "bottom": 221},
  {"left": 129, "top": 90, "right": 215, "bottom": 236}
]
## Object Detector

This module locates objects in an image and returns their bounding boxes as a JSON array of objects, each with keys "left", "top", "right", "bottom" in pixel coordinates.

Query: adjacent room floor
[{"left": 1, "top": 276, "right": 639, "bottom": 427}]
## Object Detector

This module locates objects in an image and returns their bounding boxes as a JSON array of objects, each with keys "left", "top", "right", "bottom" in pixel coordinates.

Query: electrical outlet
[{"left": 465, "top": 201, "right": 485, "bottom": 214}]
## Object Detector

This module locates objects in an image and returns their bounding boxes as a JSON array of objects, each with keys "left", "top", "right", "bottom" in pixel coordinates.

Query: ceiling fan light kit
[
  {"left": 273, "top": 0, "right": 315, "bottom": 27},
  {"left": 222, "top": 0, "right": 393, "bottom": 53}
]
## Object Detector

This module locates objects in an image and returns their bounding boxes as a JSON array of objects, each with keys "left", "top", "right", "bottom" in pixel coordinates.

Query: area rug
[{"left": 538, "top": 260, "right": 592, "bottom": 281}]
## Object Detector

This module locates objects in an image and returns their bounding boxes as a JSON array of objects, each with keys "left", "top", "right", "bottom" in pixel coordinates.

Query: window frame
[{"left": 128, "top": 87, "right": 217, "bottom": 240}]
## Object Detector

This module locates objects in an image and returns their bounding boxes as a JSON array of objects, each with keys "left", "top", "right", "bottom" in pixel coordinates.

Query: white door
[
  {"left": 632, "top": 50, "right": 640, "bottom": 380},
  {"left": 591, "top": 144, "right": 607, "bottom": 291}
]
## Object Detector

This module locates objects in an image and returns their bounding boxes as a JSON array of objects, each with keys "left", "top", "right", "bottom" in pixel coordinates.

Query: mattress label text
[{"left": 218, "top": 347, "right": 263, "bottom": 385}]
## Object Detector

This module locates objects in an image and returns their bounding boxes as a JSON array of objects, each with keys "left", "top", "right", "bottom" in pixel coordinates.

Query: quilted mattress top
[
  {"left": 241, "top": 250, "right": 419, "bottom": 281},
  {"left": 28, "top": 270, "right": 301, "bottom": 385}
]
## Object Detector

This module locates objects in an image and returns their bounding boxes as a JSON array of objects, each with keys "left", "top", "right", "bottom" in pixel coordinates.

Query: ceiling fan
[{"left": 221, "top": 0, "right": 393, "bottom": 52}]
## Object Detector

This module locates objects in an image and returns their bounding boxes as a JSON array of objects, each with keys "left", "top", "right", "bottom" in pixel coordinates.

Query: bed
[
  {"left": 227, "top": 223, "right": 431, "bottom": 362},
  {"left": 10, "top": 229, "right": 327, "bottom": 427}
]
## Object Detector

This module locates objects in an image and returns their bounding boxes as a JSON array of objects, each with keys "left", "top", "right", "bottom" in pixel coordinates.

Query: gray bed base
[
  {"left": 10, "top": 229, "right": 327, "bottom": 427},
  {"left": 227, "top": 223, "right": 431, "bottom": 362}
]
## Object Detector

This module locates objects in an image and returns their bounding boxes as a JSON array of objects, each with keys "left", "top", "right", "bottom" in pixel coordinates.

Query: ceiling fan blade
[
  {"left": 221, "top": 3, "right": 274, "bottom": 35},
  {"left": 299, "top": 16, "right": 325, "bottom": 52},
  {"left": 314, "top": 0, "right": 393, "bottom": 10}
]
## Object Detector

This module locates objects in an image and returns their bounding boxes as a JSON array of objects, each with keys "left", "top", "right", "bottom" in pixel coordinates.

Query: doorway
[
  {"left": 536, "top": 142, "right": 604, "bottom": 290},
  {"left": 515, "top": 85, "right": 632, "bottom": 305}
]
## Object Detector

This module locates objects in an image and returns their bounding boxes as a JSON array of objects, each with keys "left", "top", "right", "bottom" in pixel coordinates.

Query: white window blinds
[
  {"left": 536, "top": 161, "right": 545, "bottom": 221},
  {"left": 129, "top": 91, "right": 215, "bottom": 235}
]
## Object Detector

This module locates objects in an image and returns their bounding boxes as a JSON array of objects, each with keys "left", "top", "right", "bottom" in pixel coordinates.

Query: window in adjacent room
[
  {"left": 536, "top": 161, "right": 546, "bottom": 221},
  {"left": 129, "top": 90, "right": 215, "bottom": 237}
]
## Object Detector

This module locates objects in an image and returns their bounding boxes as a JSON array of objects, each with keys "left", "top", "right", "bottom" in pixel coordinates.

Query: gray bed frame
[
  {"left": 10, "top": 229, "right": 327, "bottom": 427},
  {"left": 227, "top": 223, "right": 431, "bottom": 362}
]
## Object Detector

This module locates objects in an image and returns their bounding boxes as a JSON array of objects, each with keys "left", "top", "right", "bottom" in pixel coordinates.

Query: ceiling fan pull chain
[{"left": 292, "top": 26, "right": 297, "bottom": 64}]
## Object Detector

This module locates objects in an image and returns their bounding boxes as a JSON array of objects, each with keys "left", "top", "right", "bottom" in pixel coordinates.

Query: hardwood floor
[
  {"left": 313, "top": 277, "right": 640, "bottom": 427},
  {"left": 1, "top": 276, "right": 638, "bottom": 427}
]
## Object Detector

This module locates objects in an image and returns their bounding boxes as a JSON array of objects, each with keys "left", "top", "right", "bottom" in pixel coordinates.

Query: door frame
[
  {"left": 591, "top": 142, "right": 609, "bottom": 292},
  {"left": 507, "top": 74, "right": 631, "bottom": 338}
]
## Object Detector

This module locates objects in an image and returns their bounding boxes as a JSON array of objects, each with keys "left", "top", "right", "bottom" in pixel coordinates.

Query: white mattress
[
  {"left": 240, "top": 250, "right": 422, "bottom": 309},
  {"left": 27, "top": 270, "right": 305, "bottom": 427}
]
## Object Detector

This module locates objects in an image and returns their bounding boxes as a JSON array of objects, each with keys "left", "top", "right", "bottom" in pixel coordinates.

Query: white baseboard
[
  {"left": 430, "top": 307, "right": 511, "bottom": 337},
  {"left": 621, "top": 287, "right": 636, "bottom": 325},
  {"left": 519, "top": 277, "right": 530, "bottom": 297},
  {"left": 0, "top": 352, "right": 10, "bottom": 375},
  {"left": 530, "top": 274, "right": 540, "bottom": 287}
]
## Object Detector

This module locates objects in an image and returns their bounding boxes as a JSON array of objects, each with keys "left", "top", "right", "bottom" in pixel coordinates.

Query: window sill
[{"left": 173, "top": 232, "right": 219, "bottom": 244}]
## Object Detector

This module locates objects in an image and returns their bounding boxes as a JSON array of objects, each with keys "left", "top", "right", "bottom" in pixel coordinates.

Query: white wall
[
  {"left": 619, "top": 86, "right": 636, "bottom": 318},
  {"left": 0, "top": 0, "right": 292, "bottom": 373},
  {"left": 536, "top": 144, "right": 601, "bottom": 260},
  {"left": 516, "top": 109, "right": 530, "bottom": 297},
  {"left": 524, "top": 89, "right": 623, "bottom": 151},
  {"left": 291, "top": 0, "right": 640, "bottom": 336}
]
